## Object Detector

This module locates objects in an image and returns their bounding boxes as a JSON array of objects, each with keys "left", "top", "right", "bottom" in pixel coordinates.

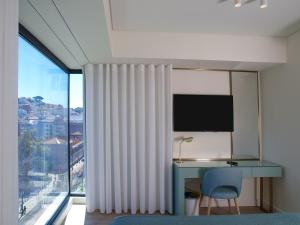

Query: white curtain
[
  {"left": 85, "top": 64, "right": 173, "bottom": 214},
  {"left": 0, "top": 0, "right": 19, "bottom": 224}
]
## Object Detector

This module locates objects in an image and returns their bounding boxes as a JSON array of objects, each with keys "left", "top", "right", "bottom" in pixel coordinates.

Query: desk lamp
[{"left": 178, "top": 137, "right": 193, "bottom": 163}]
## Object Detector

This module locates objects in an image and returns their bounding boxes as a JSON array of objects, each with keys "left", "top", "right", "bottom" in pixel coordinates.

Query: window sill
[{"left": 54, "top": 197, "right": 86, "bottom": 225}]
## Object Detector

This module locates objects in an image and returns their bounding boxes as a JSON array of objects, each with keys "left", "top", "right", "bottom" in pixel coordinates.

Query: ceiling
[
  {"left": 110, "top": 0, "right": 300, "bottom": 37},
  {"left": 19, "top": 0, "right": 296, "bottom": 70},
  {"left": 19, "top": 0, "right": 112, "bottom": 69}
]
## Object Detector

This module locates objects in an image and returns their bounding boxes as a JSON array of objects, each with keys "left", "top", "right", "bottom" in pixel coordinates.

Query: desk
[{"left": 173, "top": 160, "right": 282, "bottom": 215}]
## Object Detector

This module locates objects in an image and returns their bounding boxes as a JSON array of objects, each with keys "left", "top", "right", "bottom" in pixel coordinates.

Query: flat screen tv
[{"left": 173, "top": 94, "right": 234, "bottom": 132}]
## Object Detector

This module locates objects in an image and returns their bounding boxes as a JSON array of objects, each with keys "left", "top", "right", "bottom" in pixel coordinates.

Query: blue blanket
[{"left": 110, "top": 213, "right": 300, "bottom": 225}]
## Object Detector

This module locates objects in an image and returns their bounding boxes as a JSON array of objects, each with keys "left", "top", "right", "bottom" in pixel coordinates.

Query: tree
[
  {"left": 18, "top": 129, "right": 34, "bottom": 196},
  {"left": 43, "top": 146, "right": 52, "bottom": 175},
  {"left": 33, "top": 96, "right": 44, "bottom": 103},
  {"left": 32, "top": 140, "right": 44, "bottom": 172},
  {"left": 74, "top": 107, "right": 83, "bottom": 114}
]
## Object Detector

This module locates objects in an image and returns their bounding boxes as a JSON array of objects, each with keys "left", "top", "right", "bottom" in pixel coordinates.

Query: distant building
[
  {"left": 37, "top": 120, "right": 53, "bottom": 140},
  {"left": 70, "top": 131, "right": 83, "bottom": 143},
  {"left": 52, "top": 117, "right": 67, "bottom": 138},
  {"left": 18, "top": 121, "right": 34, "bottom": 136},
  {"left": 70, "top": 121, "right": 83, "bottom": 134},
  {"left": 43, "top": 138, "right": 68, "bottom": 173},
  {"left": 28, "top": 115, "right": 39, "bottom": 125},
  {"left": 20, "top": 104, "right": 31, "bottom": 114},
  {"left": 70, "top": 140, "right": 84, "bottom": 166}
]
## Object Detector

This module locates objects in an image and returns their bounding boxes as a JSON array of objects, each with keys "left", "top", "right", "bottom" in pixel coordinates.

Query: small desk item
[
  {"left": 173, "top": 160, "right": 282, "bottom": 215},
  {"left": 226, "top": 161, "right": 238, "bottom": 166}
]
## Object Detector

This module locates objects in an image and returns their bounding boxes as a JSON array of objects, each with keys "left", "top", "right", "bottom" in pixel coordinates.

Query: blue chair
[{"left": 199, "top": 167, "right": 243, "bottom": 215}]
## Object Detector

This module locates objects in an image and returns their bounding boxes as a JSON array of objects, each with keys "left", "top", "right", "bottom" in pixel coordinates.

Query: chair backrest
[{"left": 201, "top": 167, "right": 243, "bottom": 197}]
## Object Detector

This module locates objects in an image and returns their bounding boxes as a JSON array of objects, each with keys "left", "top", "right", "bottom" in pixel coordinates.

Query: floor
[{"left": 82, "top": 206, "right": 265, "bottom": 225}]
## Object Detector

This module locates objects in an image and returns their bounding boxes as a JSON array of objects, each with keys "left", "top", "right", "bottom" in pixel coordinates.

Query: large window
[
  {"left": 18, "top": 37, "right": 69, "bottom": 224},
  {"left": 70, "top": 74, "right": 85, "bottom": 194}
]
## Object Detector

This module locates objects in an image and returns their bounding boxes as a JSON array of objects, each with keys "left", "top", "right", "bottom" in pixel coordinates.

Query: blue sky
[
  {"left": 18, "top": 37, "right": 83, "bottom": 108},
  {"left": 70, "top": 73, "right": 84, "bottom": 108}
]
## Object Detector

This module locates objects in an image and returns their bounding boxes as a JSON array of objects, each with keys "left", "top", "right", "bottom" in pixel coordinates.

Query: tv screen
[{"left": 173, "top": 94, "right": 234, "bottom": 132}]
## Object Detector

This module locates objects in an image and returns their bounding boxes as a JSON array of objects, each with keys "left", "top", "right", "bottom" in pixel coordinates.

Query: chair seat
[{"left": 210, "top": 186, "right": 238, "bottom": 199}]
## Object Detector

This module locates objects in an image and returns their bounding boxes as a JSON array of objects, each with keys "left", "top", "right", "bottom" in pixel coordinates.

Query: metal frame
[
  {"left": 46, "top": 196, "right": 70, "bottom": 225},
  {"left": 173, "top": 68, "right": 262, "bottom": 161},
  {"left": 68, "top": 70, "right": 71, "bottom": 200},
  {"left": 68, "top": 69, "right": 84, "bottom": 198},
  {"left": 173, "top": 67, "right": 259, "bottom": 73},
  {"left": 19, "top": 24, "right": 84, "bottom": 225},
  {"left": 257, "top": 72, "right": 263, "bottom": 161},
  {"left": 68, "top": 70, "right": 85, "bottom": 198},
  {"left": 172, "top": 157, "right": 260, "bottom": 161},
  {"left": 19, "top": 24, "right": 69, "bottom": 74},
  {"left": 229, "top": 71, "right": 234, "bottom": 162}
]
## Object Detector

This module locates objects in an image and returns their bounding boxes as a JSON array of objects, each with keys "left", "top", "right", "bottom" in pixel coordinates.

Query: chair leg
[
  {"left": 207, "top": 197, "right": 212, "bottom": 216},
  {"left": 234, "top": 198, "right": 240, "bottom": 215},
  {"left": 197, "top": 195, "right": 203, "bottom": 215},
  {"left": 215, "top": 199, "right": 219, "bottom": 208},
  {"left": 227, "top": 199, "right": 231, "bottom": 213}
]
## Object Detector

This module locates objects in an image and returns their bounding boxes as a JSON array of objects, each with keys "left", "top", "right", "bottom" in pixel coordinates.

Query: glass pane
[
  {"left": 231, "top": 72, "right": 259, "bottom": 159},
  {"left": 70, "top": 74, "right": 85, "bottom": 194},
  {"left": 18, "top": 37, "right": 69, "bottom": 224}
]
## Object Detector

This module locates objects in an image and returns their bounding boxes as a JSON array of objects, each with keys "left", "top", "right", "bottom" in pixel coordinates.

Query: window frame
[
  {"left": 19, "top": 24, "right": 84, "bottom": 225},
  {"left": 69, "top": 73, "right": 85, "bottom": 197}
]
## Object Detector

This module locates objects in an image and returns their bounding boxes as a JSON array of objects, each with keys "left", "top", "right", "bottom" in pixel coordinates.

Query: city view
[
  {"left": 18, "top": 37, "right": 84, "bottom": 224},
  {"left": 18, "top": 96, "right": 84, "bottom": 224}
]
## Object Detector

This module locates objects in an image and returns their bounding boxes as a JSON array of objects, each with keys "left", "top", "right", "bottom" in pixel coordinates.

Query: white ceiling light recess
[
  {"left": 234, "top": 0, "right": 242, "bottom": 8},
  {"left": 221, "top": 0, "right": 268, "bottom": 9},
  {"left": 260, "top": 0, "right": 268, "bottom": 9}
]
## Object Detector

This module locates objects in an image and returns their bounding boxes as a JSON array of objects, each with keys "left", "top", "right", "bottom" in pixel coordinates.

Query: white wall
[
  {"left": 112, "top": 31, "right": 287, "bottom": 64},
  {"left": 172, "top": 70, "right": 260, "bottom": 159},
  {"left": 172, "top": 69, "right": 231, "bottom": 159},
  {"left": 172, "top": 69, "right": 257, "bottom": 207},
  {"left": 261, "top": 29, "right": 300, "bottom": 212}
]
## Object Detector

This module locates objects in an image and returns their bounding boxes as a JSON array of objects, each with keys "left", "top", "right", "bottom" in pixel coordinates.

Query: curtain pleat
[
  {"left": 85, "top": 63, "right": 172, "bottom": 214},
  {"left": 129, "top": 64, "right": 138, "bottom": 213},
  {"left": 157, "top": 65, "right": 166, "bottom": 213},
  {"left": 97, "top": 64, "right": 106, "bottom": 213},
  {"left": 85, "top": 64, "right": 96, "bottom": 212},
  {"left": 111, "top": 64, "right": 122, "bottom": 213},
  {"left": 119, "top": 64, "right": 128, "bottom": 212},
  {"left": 137, "top": 64, "right": 146, "bottom": 213},
  {"left": 147, "top": 65, "right": 156, "bottom": 213},
  {"left": 104, "top": 65, "right": 113, "bottom": 213}
]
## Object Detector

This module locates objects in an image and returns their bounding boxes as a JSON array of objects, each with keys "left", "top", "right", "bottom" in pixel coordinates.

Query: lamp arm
[{"left": 178, "top": 140, "right": 184, "bottom": 162}]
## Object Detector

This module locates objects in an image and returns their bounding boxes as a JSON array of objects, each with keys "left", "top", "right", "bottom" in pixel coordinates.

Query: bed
[{"left": 110, "top": 213, "right": 300, "bottom": 225}]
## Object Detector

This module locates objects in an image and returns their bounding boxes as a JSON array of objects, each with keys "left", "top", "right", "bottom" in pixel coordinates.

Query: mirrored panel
[{"left": 231, "top": 72, "right": 260, "bottom": 159}]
